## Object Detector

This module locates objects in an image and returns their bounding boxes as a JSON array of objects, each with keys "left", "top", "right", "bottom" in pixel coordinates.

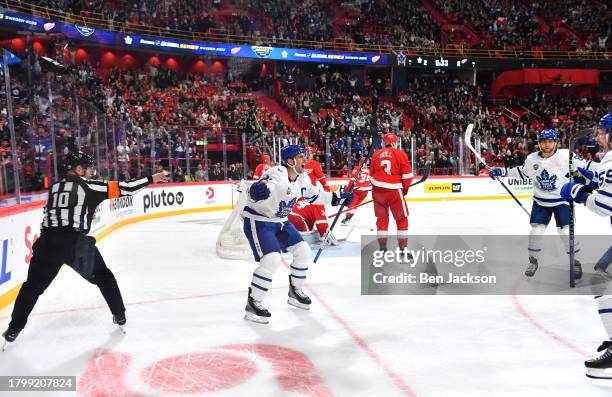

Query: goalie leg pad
[{"left": 250, "top": 252, "right": 282, "bottom": 302}]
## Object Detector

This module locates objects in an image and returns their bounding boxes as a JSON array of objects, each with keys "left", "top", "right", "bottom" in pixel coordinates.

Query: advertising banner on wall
[
  {"left": 0, "top": 10, "right": 388, "bottom": 66},
  {"left": 0, "top": 177, "right": 533, "bottom": 308}
]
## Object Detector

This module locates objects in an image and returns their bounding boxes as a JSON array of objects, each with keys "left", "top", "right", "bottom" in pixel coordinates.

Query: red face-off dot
[{"left": 140, "top": 352, "right": 257, "bottom": 394}]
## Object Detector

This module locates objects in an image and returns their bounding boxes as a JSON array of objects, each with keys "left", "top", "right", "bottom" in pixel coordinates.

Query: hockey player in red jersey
[
  {"left": 253, "top": 154, "right": 274, "bottom": 180},
  {"left": 302, "top": 147, "right": 332, "bottom": 235},
  {"left": 304, "top": 147, "right": 330, "bottom": 192},
  {"left": 370, "top": 132, "right": 413, "bottom": 250},
  {"left": 288, "top": 198, "right": 338, "bottom": 245},
  {"left": 342, "top": 157, "right": 371, "bottom": 225}
]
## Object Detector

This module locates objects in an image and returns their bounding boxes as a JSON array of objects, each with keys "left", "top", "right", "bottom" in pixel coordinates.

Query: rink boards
[{"left": 0, "top": 176, "right": 533, "bottom": 309}]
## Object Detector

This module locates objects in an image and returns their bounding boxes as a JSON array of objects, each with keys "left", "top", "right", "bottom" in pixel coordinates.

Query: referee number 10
[{"left": 51, "top": 192, "right": 70, "bottom": 208}]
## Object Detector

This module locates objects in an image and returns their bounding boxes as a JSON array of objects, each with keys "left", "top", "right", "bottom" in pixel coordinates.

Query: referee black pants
[{"left": 8, "top": 230, "right": 126, "bottom": 331}]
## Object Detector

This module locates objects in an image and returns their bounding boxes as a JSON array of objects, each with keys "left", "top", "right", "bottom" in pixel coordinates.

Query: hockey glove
[
  {"left": 560, "top": 182, "right": 591, "bottom": 204},
  {"left": 332, "top": 191, "right": 354, "bottom": 207},
  {"left": 576, "top": 167, "right": 598, "bottom": 189},
  {"left": 489, "top": 167, "right": 504, "bottom": 178},
  {"left": 249, "top": 181, "right": 271, "bottom": 201}
]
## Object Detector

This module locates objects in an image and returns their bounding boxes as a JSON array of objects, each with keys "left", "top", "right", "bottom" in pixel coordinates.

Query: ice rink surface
[{"left": 1, "top": 198, "right": 611, "bottom": 397}]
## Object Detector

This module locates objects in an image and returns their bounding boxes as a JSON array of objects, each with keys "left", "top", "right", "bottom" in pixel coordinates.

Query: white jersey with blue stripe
[
  {"left": 586, "top": 150, "right": 612, "bottom": 218},
  {"left": 507, "top": 149, "right": 596, "bottom": 207},
  {"left": 242, "top": 166, "right": 333, "bottom": 222}
]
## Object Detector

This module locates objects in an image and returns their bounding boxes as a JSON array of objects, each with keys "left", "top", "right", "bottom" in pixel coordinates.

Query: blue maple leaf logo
[
  {"left": 276, "top": 197, "right": 297, "bottom": 218},
  {"left": 536, "top": 169, "right": 557, "bottom": 192}
]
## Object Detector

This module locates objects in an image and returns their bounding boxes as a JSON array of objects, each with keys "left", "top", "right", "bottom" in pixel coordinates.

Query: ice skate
[
  {"left": 341, "top": 214, "right": 353, "bottom": 226},
  {"left": 586, "top": 341, "right": 612, "bottom": 379},
  {"left": 287, "top": 275, "right": 311, "bottom": 310},
  {"left": 244, "top": 287, "right": 271, "bottom": 324},
  {"left": 525, "top": 256, "right": 538, "bottom": 277},
  {"left": 2, "top": 328, "right": 21, "bottom": 352},
  {"left": 113, "top": 313, "right": 127, "bottom": 334},
  {"left": 323, "top": 232, "right": 339, "bottom": 246}
]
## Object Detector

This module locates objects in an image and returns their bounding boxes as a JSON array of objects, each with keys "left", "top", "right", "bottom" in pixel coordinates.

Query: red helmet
[
  {"left": 261, "top": 154, "right": 271, "bottom": 163},
  {"left": 383, "top": 133, "right": 398, "bottom": 146}
]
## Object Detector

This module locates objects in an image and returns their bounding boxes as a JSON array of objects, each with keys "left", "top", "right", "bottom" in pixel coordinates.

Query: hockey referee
[{"left": 2, "top": 151, "right": 169, "bottom": 348}]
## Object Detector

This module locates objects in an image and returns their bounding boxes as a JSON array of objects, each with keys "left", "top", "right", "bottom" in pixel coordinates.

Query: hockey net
[{"left": 216, "top": 181, "right": 253, "bottom": 260}]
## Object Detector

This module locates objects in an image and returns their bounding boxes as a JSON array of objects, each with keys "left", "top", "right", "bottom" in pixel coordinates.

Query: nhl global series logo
[
  {"left": 251, "top": 46, "right": 273, "bottom": 58},
  {"left": 75, "top": 25, "right": 95, "bottom": 37}
]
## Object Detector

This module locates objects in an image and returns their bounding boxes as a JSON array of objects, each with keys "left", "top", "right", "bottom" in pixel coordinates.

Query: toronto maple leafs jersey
[
  {"left": 585, "top": 150, "right": 612, "bottom": 219},
  {"left": 507, "top": 149, "right": 596, "bottom": 207},
  {"left": 242, "top": 166, "right": 333, "bottom": 222}
]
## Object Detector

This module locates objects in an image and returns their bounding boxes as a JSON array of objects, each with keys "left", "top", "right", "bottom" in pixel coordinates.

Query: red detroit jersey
[
  {"left": 370, "top": 148, "right": 413, "bottom": 190},
  {"left": 253, "top": 163, "right": 273, "bottom": 180},
  {"left": 347, "top": 166, "right": 372, "bottom": 191},
  {"left": 304, "top": 160, "right": 328, "bottom": 189}
]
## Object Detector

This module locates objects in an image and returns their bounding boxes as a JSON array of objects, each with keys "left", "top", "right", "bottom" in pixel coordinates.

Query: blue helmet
[
  {"left": 537, "top": 129, "right": 558, "bottom": 141},
  {"left": 599, "top": 113, "right": 612, "bottom": 130},
  {"left": 281, "top": 144, "right": 305, "bottom": 164},
  {"left": 599, "top": 113, "right": 612, "bottom": 143}
]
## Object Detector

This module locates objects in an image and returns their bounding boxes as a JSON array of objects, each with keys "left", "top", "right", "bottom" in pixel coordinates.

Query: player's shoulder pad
[
  {"left": 268, "top": 166, "right": 285, "bottom": 175},
  {"left": 261, "top": 166, "right": 284, "bottom": 179},
  {"left": 526, "top": 151, "right": 540, "bottom": 161}
]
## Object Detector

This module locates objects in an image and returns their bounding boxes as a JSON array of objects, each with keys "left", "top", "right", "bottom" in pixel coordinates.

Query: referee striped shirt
[{"left": 42, "top": 174, "right": 152, "bottom": 233}]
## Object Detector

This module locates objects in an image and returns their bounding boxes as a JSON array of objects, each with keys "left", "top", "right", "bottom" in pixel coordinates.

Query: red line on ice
[
  {"left": 280, "top": 259, "right": 416, "bottom": 396},
  {"left": 306, "top": 287, "right": 417, "bottom": 397},
  {"left": 511, "top": 294, "right": 590, "bottom": 359}
]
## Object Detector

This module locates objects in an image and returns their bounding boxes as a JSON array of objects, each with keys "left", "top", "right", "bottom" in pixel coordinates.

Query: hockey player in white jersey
[
  {"left": 490, "top": 128, "right": 597, "bottom": 278},
  {"left": 242, "top": 144, "right": 353, "bottom": 324},
  {"left": 561, "top": 113, "right": 612, "bottom": 379}
]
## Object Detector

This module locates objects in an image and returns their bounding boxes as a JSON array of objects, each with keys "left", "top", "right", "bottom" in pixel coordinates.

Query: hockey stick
[
  {"left": 328, "top": 165, "right": 431, "bottom": 218},
  {"left": 253, "top": 114, "right": 275, "bottom": 161},
  {"left": 314, "top": 129, "right": 380, "bottom": 263},
  {"left": 568, "top": 127, "right": 594, "bottom": 288},
  {"left": 464, "top": 123, "right": 531, "bottom": 217}
]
